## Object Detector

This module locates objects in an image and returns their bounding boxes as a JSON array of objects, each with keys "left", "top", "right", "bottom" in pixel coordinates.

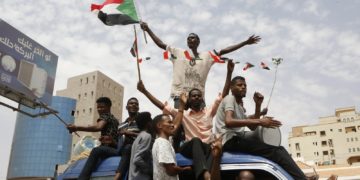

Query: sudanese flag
[{"left": 91, "top": 0, "right": 139, "bottom": 26}]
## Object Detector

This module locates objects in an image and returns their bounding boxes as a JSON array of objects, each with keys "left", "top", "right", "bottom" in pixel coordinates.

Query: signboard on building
[{"left": 0, "top": 19, "right": 58, "bottom": 107}]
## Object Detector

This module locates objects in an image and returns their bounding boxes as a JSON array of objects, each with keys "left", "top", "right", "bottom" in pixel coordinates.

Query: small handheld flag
[
  {"left": 243, "top": 62, "right": 254, "bottom": 71},
  {"left": 209, "top": 50, "right": 225, "bottom": 63},
  {"left": 130, "top": 37, "right": 142, "bottom": 63},
  {"left": 261, "top": 62, "right": 270, "bottom": 70},
  {"left": 91, "top": 0, "right": 139, "bottom": 26}
]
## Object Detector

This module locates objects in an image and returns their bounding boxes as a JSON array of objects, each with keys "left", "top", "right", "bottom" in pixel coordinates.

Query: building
[
  {"left": 56, "top": 71, "right": 124, "bottom": 151},
  {"left": 7, "top": 96, "right": 76, "bottom": 180},
  {"left": 288, "top": 106, "right": 360, "bottom": 166}
]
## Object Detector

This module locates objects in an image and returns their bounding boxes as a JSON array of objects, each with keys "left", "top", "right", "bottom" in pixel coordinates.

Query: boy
[
  {"left": 152, "top": 114, "right": 191, "bottom": 180},
  {"left": 128, "top": 112, "right": 153, "bottom": 180},
  {"left": 67, "top": 97, "right": 119, "bottom": 180}
]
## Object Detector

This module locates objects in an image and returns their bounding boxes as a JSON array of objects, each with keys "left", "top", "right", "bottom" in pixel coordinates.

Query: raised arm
[
  {"left": 217, "top": 35, "right": 261, "bottom": 56},
  {"left": 222, "top": 60, "right": 235, "bottom": 98},
  {"left": 172, "top": 93, "right": 187, "bottom": 133},
  {"left": 210, "top": 60, "right": 234, "bottom": 117},
  {"left": 246, "top": 92, "right": 264, "bottom": 130},
  {"left": 140, "top": 22, "right": 167, "bottom": 50},
  {"left": 137, "top": 80, "right": 165, "bottom": 110}
]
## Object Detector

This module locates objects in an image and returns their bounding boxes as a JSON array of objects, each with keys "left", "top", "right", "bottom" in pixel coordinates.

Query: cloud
[
  {"left": 1, "top": 0, "right": 360, "bottom": 177},
  {"left": 303, "top": 0, "right": 329, "bottom": 18}
]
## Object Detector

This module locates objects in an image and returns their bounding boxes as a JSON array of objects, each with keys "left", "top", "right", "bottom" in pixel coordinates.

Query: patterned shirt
[
  {"left": 98, "top": 113, "right": 119, "bottom": 145},
  {"left": 166, "top": 46, "right": 216, "bottom": 97},
  {"left": 119, "top": 118, "right": 140, "bottom": 145}
]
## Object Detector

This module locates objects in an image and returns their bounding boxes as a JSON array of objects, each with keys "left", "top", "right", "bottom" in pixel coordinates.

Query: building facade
[
  {"left": 288, "top": 106, "right": 360, "bottom": 166},
  {"left": 7, "top": 96, "right": 76, "bottom": 179},
  {"left": 56, "top": 71, "right": 124, "bottom": 151}
]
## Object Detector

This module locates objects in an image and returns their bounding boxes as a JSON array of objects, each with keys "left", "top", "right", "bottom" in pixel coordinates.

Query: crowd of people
[{"left": 66, "top": 22, "right": 315, "bottom": 180}]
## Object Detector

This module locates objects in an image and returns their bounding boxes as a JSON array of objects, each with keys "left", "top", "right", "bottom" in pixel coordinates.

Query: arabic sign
[{"left": 0, "top": 19, "right": 58, "bottom": 106}]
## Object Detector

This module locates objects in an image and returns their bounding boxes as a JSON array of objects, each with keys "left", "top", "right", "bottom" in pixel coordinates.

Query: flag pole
[
  {"left": 133, "top": 0, "right": 148, "bottom": 44},
  {"left": 266, "top": 58, "right": 283, "bottom": 109},
  {"left": 141, "top": 20, "right": 148, "bottom": 44},
  {"left": 134, "top": 25, "right": 141, "bottom": 81}
]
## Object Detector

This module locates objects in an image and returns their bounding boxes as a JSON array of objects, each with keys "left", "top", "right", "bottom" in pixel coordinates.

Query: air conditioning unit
[{"left": 17, "top": 60, "right": 47, "bottom": 98}]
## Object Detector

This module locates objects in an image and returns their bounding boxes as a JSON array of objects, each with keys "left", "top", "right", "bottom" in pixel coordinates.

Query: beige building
[
  {"left": 57, "top": 71, "right": 124, "bottom": 150},
  {"left": 288, "top": 106, "right": 360, "bottom": 166}
]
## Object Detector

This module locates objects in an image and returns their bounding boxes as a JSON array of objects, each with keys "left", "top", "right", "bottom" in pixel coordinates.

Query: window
[
  {"left": 351, "top": 138, "right": 354, "bottom": 142},
  {"left": 353, "top": 148, "right": 356, "bottom": 152},
  {"left": 339, "top": 129, "right": 342, "bottom": 132},
  {"left": 80, "top": 79, "right": 83, "bottom": 85},
  {"left": 295, "top": 143, "right": 300, "bottom": 151},
  {"left": 86, "top": 77, "right": 88, "bottom": 84},
  {"left": 345, "top": 126, "right": 357, "bottom": 133},
  {"left": 76, "top": 110, "right": 79, "bottom": 116},
  {"left": 328, "top": 139, "right": 333, "bottom": 147},
  {"left": 357, "top": 148, "right": 360, "bottom": 152},
  {"left": 349, "top": 148, "right": 352, "bottom": 153},
  {"left": 296, "top": 153, "right": 301, "bottom": 158},
  {"left": 323, "top": 151, "right": 328, "bottom": 155},
  {"left": 91, "top": 91, "right": 94, "bottom": 97},
  {"left": 92, "top": 75, "right": 95, "bottom": 82},
  {"left": 84, "top": 92, "right": 87, "bottom": 99},
  {"left": 83, "top": 109, "right": 85, "bottom": 113},
  {"left": 320, "top": 131, "right": 326, "bottom": 136},
  {"left": 78, "top": 94, "right": 81, "bottom": 100},
  {"left": 89, "top": 108, "right": 92, "bottom": 114},
  {"left": 321, "top": 141, "right": 327, "bottom": 146},
  {"left": 330, "top": 129, "right": 333, "bottom": 132}
]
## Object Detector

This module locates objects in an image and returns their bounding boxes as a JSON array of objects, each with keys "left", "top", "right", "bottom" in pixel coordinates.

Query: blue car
[{"left": 57, "top": 152, "right": 293, "bottom": 180}]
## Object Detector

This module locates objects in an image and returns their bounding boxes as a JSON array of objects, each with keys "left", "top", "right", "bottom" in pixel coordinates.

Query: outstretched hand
[
  {"left": 140, "top": 21, "right": 149, "bottom": 31},
  {"left": 246, "top": 35, "right": 261, "bottom": 45},
  {"left": 260, "top": 117, "right": 282, "bottom": 128}
]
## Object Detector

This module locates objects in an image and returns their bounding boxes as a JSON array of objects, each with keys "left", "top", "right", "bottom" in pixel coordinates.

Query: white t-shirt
[
  {"left": 152, "top": 137, "right": 179, "bottom": 180},
  {"left": 166, "top": 46, "right": 215, "bottom": 97}
]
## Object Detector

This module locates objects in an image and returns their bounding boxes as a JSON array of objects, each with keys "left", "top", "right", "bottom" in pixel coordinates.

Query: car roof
[{"left": 57, "top": 152, "right": 293, "bottom": 180}]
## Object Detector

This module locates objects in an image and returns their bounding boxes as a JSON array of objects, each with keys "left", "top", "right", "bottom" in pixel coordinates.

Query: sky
[{"left": 0, "top": 0, "right": 359, "bottom": 178}]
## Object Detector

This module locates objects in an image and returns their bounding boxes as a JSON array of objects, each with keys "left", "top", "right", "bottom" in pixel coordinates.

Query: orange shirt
[{"left": 163, "top": 99, "right": 221, "bottom": 144}]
